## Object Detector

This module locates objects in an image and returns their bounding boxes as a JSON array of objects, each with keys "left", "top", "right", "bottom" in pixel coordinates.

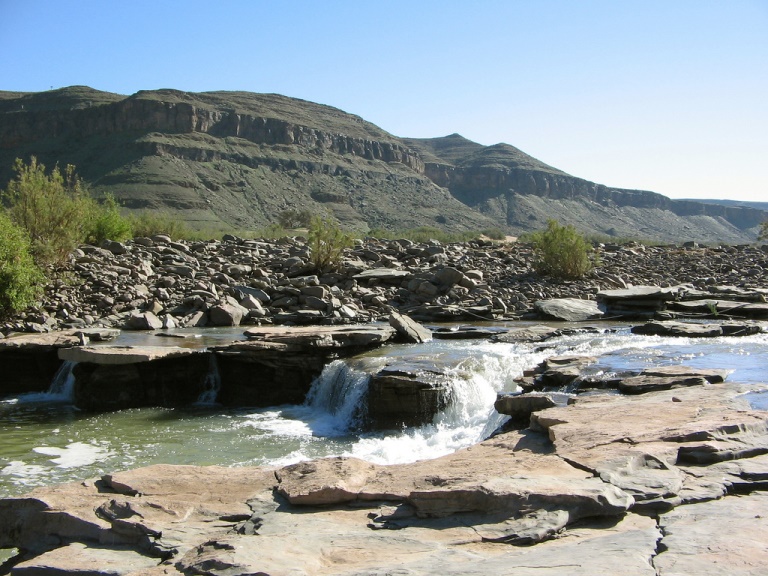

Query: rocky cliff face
[{"left": 0, "top": 86, "right": 763, "bottom": 242}]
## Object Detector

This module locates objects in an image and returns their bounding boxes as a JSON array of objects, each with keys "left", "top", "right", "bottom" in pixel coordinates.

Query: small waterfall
[
  {"left": 45, "top": 361, "right": 77, "bottom": 402},
  {"left": 304, "top": 360, "right": 371, "bottom": 433},
  {"left": 196, "top": 355, "right": 221, "bottom": 404}
]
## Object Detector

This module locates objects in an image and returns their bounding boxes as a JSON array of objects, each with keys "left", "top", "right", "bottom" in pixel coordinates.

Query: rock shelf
[{"left": 1, "top": 382, "right": 766, "bottom": 575}]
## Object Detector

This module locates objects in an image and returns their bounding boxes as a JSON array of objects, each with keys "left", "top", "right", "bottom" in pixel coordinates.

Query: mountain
[{"left": 0, "top": 86, "right": 764, "bottom": 243}]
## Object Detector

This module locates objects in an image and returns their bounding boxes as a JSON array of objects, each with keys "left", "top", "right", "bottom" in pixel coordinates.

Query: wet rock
[
  {"left": 492, "top": 324, "right": 562, "bottom": 343},
  {"left": 368, "top": 361, "right": 448, "bottom": 429},
  {"left": 618, "top": 375, "right": 710, "bottom": 395},
  {"left": 534, "top": 355, "right": 598, "bottom": 388},
  {"left": 597, "top": 285, "right": 683, "bottom": 318},
  {"left": 632, "top": 320, "right": 762, "bottom": 337}
]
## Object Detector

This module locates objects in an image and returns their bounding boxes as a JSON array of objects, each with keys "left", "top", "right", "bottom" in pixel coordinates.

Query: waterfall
[
  {"left": 196, "top": 355, "right": 221, "bottom": 404},
  {"left": 44, "top": 361, "right": 77, "bottom": 402},
  {"left": 303, "top": 360, "right": 371, "bottom": 434}
]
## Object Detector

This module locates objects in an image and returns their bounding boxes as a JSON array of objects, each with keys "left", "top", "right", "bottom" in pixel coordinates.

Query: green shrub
[
  {"left": 128, "top": 211, "right": 191, "bottom": 240},
  {"left": 0, "top": 211, "right": 44, "bottom": 316},
  {"left": 2, "top": 157, "right": 92, "bottom": 267},
  {"left": 308, "top": 216, "right": 354, "bottom": 272},
  {"left": 85, "top": 193, "right": 133, "bottom": 244},
  {"left": 257, "top": 223, "right": 291, "bottom": 239},
  {"left": 277, "top": 208, "right": 313, "bottom": 229},
  {"left": 367, "top": 226, "right": 480, "bottom": 243},
  {"left": 528, "top": 220, "right": 597, "bottom": 279},
  {"left": 482, "top": 227, "right": 507, "bottom": 241}
]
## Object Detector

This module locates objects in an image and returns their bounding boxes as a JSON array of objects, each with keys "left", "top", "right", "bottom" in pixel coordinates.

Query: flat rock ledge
[{"left": 2, "top": 383, "right": 767, "bottom": 575}]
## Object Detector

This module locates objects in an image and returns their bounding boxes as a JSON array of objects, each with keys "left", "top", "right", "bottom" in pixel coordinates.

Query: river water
[{"left": 2, "top": 323, "right": 768, "bottom": 501}]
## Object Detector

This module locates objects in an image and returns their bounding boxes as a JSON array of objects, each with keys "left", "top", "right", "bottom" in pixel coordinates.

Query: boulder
[
  {"left": 389, "top": 312, "right": 433, "bottom": 343},
  {"left": 534, "top": 298, "right": 604, "bottom": 322},
  {"left": 124, "top": 311, "right": 163, "bottom": 331},
  {"left": 367, "top": 361, "right": 448, "bottom": 429},
  {"left": 208, "top": 303, "right": 247, "bottom": 327},
  {"left": 495, "top": 393, "right": 557, "bottom": 420}
]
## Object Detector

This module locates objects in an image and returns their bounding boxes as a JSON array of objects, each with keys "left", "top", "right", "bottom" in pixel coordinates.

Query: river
[{"left": 2, "top": 323, "right": 768, "bottom": 501}]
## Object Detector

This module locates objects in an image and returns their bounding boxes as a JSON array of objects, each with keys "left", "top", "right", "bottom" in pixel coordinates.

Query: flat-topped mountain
[{"left": 0, "top": 86, "right": 763, "bottom": 242}]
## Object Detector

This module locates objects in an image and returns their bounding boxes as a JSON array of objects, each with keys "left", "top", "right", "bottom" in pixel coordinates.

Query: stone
[
  {"left": 388, "top": 311, "right": 433, "bottom": 343},
  {"left": 618, "top": 375, "right": 710, "bottom": 395},
  {"left": 655, "top": 491, "right": 768, "bottom": 575},
  {"left": 433, "top": 266, "right": 465, "bottom": 286},
  {"left": 124, "top": 311, "right": 163, "bottom": 330},
  {"left": 354, "top": 269, "right": 411, "bottom": 282},
  {"left": 534, "top": 298, "right": 604, "bottom": 322},
  {"left": 632, "top": 320, "right": 761, "bottom": 337},
  {"left": 368, "top": 362, "right": 448, "bottom": 429},
  {"left": 58, "top": 345, "right": 201, "bottom": 365},
  {"left": 492, "top": 324, "right": 561, "bottom": 343},
  {"left": 10, "top": 541, "right": 159, "bottom": 575},
  {"left": 208, "top": 303, "right": 246, "bottom": 327},
  {"left": 494, "top": 393, "right": 557, "bottom": 420}
]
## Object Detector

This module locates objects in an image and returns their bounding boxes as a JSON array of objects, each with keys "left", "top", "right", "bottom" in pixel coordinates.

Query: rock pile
[{"left": 4, "top": 237, "right": 768, "bottom": 334}]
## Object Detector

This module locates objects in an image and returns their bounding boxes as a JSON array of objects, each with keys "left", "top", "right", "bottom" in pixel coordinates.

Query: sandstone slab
[{"left": 534, "top": 298, "right": 604, "bottom": 322}]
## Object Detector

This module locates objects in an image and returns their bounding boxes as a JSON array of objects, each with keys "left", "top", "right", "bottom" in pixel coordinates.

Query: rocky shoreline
[
  {"left": 1, "top": 370, "right": 767, "bottom": 575},
  {"left": 2, "top": 237, "right": 768, "bottom": 574},
  {"left": 3, "top": 235, "right": 768, "bottom": 335}
]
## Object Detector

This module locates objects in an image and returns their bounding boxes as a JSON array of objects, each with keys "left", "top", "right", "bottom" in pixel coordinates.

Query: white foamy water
[{"left": 33, "top": 441, "right": 115, "bottom": 468}]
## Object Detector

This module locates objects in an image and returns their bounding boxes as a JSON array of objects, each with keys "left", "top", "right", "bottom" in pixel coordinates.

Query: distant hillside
[
  {"left": 686, "top": 198, "right": 768, "bottom": 212},
  {"left": 0, "top": 86, "right": 764, "bottom": 243}
]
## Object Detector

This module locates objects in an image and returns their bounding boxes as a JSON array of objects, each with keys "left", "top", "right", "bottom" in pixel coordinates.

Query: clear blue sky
[{"left": 1, "top": 0, "right": 766, "bottom": 202}]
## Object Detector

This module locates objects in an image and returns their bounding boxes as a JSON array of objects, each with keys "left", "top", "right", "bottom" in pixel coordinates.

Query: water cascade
[
  {"left": 43, "top": 361, "right": 77, "bottom": 402},
  {"left": 303, "top": 360, "right": 372, "bottom": 434},
  {"left": 196, "top": 354, "right": 222, "bottom": 404}
]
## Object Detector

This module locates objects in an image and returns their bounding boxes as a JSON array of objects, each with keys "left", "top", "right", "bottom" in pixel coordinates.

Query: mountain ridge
[{"left": 0, "top": 86, "right": 763, "bottom": 242}]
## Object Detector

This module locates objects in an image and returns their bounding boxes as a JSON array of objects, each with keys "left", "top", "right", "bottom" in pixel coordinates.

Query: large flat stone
[
  {"left": 655, "top": 491, "right": 768, "bottom": 575},
  {"left": 59, "top": 345, "right": 202, "bottom": 365},
  {"left": 534, "top": 298, "right": 604, "bottom": 322}
]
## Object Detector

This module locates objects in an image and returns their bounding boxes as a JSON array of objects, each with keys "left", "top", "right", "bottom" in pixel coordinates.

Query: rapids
[{"left": 1, "top": 324, "right": 767, "bottom": 500}]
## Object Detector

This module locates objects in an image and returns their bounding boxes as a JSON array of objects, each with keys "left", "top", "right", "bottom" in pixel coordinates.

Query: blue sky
[{"left": 1, "top": 0, "right": 766, "bottom": 202}]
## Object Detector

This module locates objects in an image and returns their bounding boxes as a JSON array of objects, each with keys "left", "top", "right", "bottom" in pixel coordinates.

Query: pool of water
[{"left": 1, "top": 323, "right": 767, "bottom": 501}]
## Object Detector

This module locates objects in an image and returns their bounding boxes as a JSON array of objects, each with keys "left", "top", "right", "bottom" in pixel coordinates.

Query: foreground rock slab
[
  {"left": 655, "top": 491, "right": 768, "bottom": 575},
  {"left": 1, "top": 384, "right": 767, "bottom": 575}
]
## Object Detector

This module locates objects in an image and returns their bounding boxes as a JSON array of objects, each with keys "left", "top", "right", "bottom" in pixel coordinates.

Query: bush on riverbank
[
  {"left": 2, "top": 157, "right": 137, "bottom": 265},
  {"left": 308, "top": 216, "right": 354, "bottom": 272},
  {"left": 0, "top": 212, "right": 44, "bottom": 316},
  {"left": 526, "top": 220, "right": 597, "bottom": 279}
]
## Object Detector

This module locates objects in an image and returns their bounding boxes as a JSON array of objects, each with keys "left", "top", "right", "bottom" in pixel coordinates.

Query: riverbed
[{"left": 2, "top": 323, "right": 767, "bottom": 499}]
